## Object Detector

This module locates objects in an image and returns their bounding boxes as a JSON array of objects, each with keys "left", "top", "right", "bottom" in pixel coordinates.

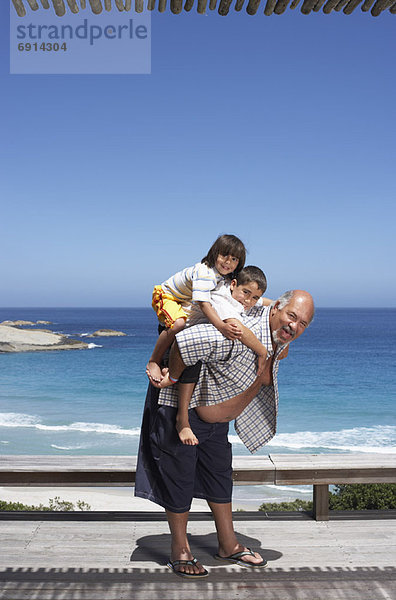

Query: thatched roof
[{"left": 11, "top": 0, "right": 395, "bottom": 17}]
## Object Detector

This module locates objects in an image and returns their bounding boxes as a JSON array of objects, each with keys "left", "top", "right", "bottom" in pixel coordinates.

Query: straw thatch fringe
[
  {"left": 12, "top": 0, "right": 26, "bottom": 16},
  {"left": 67, "top": 0, "right": 80, "bottom": 12},
  {"left": 246, "top": 0, "right": 261, "bottom": 13},
  {"left": 334, "top": 0, "right": 349, "bottom": 10},
  {"left": 312, "top": 0, "right": 326, "bottom": 10},
  {"left": 218, "top": 0, "right": 232, "bottom": 13},
  {"left": 26, "top": 0, "right": 38, "bottom": 9},
  {"left": 88, "top": 0, "right": 102, "bottom": 12},
  {"left": 274, "top": 0, "right": 290, "bottom": 12},
  {"left": 371, "top": 0, "right": 394, "bottom": 13},
  {"left": 323, "top": 0, "right": 339, "bottom": 12},
  {"left": 301, "top": 0, "right": 317, "bottom": 13},
  {"left": 342, "top": 0, "right": 360, "bottom": 12},
  {"left": 11, "top": 0, "right": 396, "bottom": 14},
  {"left": 263, "top": 0, "right": 276, "bottom": 13},
  {"left": 171, "top": 0, "right": 182, "bottom": 11},
  {"left": 197, "top": 0, "right": 207, "bottom": 12}
]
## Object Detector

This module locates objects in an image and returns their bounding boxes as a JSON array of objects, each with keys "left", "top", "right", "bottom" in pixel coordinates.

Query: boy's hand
[
  {"left": 257, "top": 357, "right": 272, "bottom": 386},
  {"left": 256, "top": 354, "right": 268, "bottom": 377},
  {"left": 220, "top": 322, "right": 242, "bottom": 340}
]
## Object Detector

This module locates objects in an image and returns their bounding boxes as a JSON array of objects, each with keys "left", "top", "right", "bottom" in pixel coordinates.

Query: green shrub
[
  {"left": 0, "top": 496, "right": 91, "bottom": 511},
  {"left": 259, "top": 498, "right": 313, "bottom": 512},
  {"left": 258, "top": 483, "right": 396, "bottom": 512},
  {"left": 328, "top": 483, "right": 396, "bottom": 510}
]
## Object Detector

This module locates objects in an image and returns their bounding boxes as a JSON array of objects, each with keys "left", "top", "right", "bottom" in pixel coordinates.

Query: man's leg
[
  {"left": 166, "top": 510, "right": 207, "bottom": 575},
  {"left": 207, "top": 501, "right": 264, "bottom": 565}
]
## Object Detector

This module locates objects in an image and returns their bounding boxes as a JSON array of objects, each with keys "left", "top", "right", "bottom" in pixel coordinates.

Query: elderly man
[{"left": 135, "top": 290, "right": 314, "bottom": 578}]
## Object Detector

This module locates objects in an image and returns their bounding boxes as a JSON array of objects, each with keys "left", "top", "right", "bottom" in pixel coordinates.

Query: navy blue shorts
[{"left": 135, "top": 384, "right": 233, "bottom": 513}]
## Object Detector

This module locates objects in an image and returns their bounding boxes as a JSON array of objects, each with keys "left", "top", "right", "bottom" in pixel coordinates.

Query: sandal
[
  {"left": 214, "top": 548, "right": 267, "bottom": 568},
  {"left": 167, "top": 557, "right": 209, "bottom": 578}
]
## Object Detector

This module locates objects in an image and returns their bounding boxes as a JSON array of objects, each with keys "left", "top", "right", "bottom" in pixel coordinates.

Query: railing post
[{"left": 313, "top": 484, "right": 329, "bottom": 521}]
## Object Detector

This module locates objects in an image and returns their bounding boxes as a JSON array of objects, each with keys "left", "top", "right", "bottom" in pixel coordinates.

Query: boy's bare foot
[
  {"left": 149, "top": 370, "right": 177, "bottom": 389},
  {"left": 146, "top": 361, "right": 163, "bottom": 384},
  {"left": 177, "top": 424, "right": 199, "bottom": 446}
]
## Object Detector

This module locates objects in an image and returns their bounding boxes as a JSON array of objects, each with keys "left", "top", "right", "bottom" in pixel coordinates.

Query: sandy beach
[{"left": 0, "top": 484, "right": 312, "bottom": 512}]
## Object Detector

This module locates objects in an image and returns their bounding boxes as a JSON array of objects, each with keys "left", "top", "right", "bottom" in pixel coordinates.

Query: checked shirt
[{"left": 158, "top": 305, "right": 286, "bottom": 453}]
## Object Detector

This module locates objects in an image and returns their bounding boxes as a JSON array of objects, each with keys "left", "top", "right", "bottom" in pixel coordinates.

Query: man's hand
[{"left": 220, "top": 322, "right": 242, "bottom": 340}]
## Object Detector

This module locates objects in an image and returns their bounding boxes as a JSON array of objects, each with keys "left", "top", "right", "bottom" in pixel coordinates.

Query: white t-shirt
[{"left": 187, "top": 280, "right": 245, "bottom": 327}]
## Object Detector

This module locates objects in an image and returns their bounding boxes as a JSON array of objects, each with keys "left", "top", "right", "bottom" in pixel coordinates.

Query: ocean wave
[
  {"left": 0, "top": 440, "right": 9, "bottom": 444},
  {"left": 0, "top": 413, "right": 141, "bottom": 437},
  {"left": 87, "top": 343, "right": 103, "bottom": 349},
  {"left": 229, "top": 425, "right": 396, "bottom": 453},
  {"left": 1, "top": 412, "right": 395, "bottom": 452},
  {"left": 265, "top": 484, "right": 312, "bottom": 494},
  {"left": 51, "top": 444, "right": 92, "bottom": 450}
]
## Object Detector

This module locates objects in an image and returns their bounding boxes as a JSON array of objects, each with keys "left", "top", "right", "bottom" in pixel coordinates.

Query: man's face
[{"left": 270, "top": 295, "right": 313, "bottom": 346}]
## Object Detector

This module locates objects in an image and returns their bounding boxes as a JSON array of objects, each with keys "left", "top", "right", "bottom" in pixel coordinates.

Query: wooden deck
[{"left": 1, "top": 515, "right": 395, "bottom": 599}]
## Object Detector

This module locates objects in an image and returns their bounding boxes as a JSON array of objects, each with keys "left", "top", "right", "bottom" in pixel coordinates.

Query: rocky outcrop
[
  {"left": 0, "top": 325, "right": 89, "bottom": 353},
  {"left": 0, "top": 320, "right": 52, "bottom": 327},
  {"left": 88, "top": 329, "right": 126, "bottom": 337},
  {"left": 1, "top": 320, "right": 36, "bottom": 327}
]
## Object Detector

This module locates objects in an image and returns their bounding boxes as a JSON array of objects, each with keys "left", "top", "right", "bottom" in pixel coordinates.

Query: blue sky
[{"left": 1, "top": 2, "right": 395, "bottom": 307}]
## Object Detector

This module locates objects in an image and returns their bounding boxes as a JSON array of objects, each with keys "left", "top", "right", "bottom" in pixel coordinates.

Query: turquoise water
[{"left": 0, "top": 307, "right": 395, "bottom": 456}]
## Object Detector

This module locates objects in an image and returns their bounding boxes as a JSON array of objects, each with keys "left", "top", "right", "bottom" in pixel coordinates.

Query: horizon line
[{"left": 0, "top": 306, "right": 395, "bottom": 310}]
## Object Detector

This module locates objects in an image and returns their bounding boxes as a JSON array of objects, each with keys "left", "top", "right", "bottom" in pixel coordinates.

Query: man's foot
[
  {"left": 167, "top": 557, "right": 208, "bottom": 578},
  {"left": 146, "top": 361, "right": 163, "bottom": 384},
  {"left": 177, "top": 424, "right": 199, "bottom": 446},
  {"left": 214, "top": 545, "right": 267, "bottom": 568}
]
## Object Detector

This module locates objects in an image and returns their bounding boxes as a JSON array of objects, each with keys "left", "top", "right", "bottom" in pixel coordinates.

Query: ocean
[{"left": 0, "top": 307, "right": 395, "bottom": 460}]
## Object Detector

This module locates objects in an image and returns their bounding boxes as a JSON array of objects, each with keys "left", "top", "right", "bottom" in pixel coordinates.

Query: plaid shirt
[{"left": 159, "top": 305, "right": 285, "bottom": 453}]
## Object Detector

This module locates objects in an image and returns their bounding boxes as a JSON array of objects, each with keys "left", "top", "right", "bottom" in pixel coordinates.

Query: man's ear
[
  {"left": 272, "top": 301, "right": 280, "bottom": 314},
  {"left": 230, "top": 279, "right": 237, "bottom": 291}
]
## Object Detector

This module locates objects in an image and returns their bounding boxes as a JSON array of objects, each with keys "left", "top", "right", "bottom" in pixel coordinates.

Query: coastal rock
[
  {"left": 0, "top": 325, "right": 89, "bottom": 353},
  {"left": 1, "top": 320, "right": 36, "bottom": 327},
  {"left": 37, "top": 320, "right": 52, "bottom": 325},
  {"left": 88, "top": 329, "right": 127, "bottom": 337}
]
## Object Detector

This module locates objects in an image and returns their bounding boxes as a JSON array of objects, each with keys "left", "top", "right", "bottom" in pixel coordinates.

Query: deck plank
[{"left": 0, "top": 518, "right": 395, "bottom": 599}]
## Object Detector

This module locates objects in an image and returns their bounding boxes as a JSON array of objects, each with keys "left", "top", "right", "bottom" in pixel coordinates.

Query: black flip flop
[
  {"left": 167, "top": 557, "right": 209, "bottom": 578},
  {"left": 214, "top": 548, "right": 267, "bottom": 568}
]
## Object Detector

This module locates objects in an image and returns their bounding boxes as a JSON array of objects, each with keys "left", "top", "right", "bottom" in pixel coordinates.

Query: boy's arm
[
  {"left": 259, "top": 297, "right": 273, "bottom": 306},
  {"left": 225, "top": 318, "right": 269, "bottom": 376},
  {"left": 198, "top": 301, "right": 242, "bottom": 341}
]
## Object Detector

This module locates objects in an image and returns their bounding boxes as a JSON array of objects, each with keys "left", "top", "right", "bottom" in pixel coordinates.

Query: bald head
[{"left": 270, "top": 290, "right": 315, "bottom": 346}]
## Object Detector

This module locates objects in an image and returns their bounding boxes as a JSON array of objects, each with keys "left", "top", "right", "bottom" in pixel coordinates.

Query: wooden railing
[{"left": 0, "top": 454, "right": 395, "bottom": 521}]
